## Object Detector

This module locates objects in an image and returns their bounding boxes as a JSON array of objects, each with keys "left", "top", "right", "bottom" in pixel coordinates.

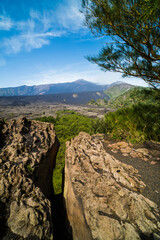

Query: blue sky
[{"left": 0, "top": 0, "right": 147, "bottom": 88}]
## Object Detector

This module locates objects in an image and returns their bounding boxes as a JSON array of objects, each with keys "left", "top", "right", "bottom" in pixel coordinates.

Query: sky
[{"left": 0, "top": 0, "right": 148, "bottom": 88}]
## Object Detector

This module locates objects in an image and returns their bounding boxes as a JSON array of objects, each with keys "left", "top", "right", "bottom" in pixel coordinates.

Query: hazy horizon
[{"left": 0, "top": 79, "right": 140, "bottom": 89}]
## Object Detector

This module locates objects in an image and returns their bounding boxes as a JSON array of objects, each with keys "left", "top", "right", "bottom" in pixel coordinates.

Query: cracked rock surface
[
  {"left": 0, "top": 117, "right": 59, "bottom": 240},
  {"left": 64, "top": 132, "right": 160, "bottom": 240}
]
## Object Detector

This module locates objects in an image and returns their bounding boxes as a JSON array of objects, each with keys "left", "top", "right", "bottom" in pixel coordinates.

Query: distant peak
[
  {"left": 74, "top": 79, "right": 89, "bottom": 83},
  {"left": 110, "top": 81, "right": 126, "bottom": 85}
]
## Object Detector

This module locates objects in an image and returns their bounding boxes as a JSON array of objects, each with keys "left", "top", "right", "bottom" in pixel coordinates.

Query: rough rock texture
[
  {"left": 0, "top": 117, "right": 59, "bottom": 240},
  {"left": 107, "top": 141, "right": 160, "bottom": 164},
  {"left": 64, "top": 132, "right": 160, "bottom": 240}
]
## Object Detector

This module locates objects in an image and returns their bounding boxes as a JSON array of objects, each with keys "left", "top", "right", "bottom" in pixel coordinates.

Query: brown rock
[
  {"left": 64, "top": 132, "right": 160, "bottom": 240},
  {"left": 0, "top": 117, "right": 59, "bottom": 239},
  {"left": 108, "top": 143, "right": 120, "bottom": 150},
  {"left": 117, "top": 141, "right": 129, "bottom": 148},
  {"left": 151, "top": 161, "right": 157, "bottom": 165},
  {"left": 120, "top": 146, "right": 132, "bottom": 153},
  {"left": 130, "top": 150, "right": 140, "bottom": 158},
  {"left": 136, "top": 148, "right": 149, "bottom": 156},
  {"left": 122, "top": 153, "right": 129, "bottom": 157}
]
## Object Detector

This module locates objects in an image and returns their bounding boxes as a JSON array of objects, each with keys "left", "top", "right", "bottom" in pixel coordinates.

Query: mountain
[
  {"left": 0, "top": 91, "right": 109, "bottom": 106},
  {"left": 104, "top": 83, "right": 134, "bottom": 99},
  {"left": 0, "top": 79, "right": 127, "bottom": 97}
]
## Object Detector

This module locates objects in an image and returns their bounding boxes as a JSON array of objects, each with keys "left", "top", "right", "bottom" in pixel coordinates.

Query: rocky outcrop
[
  {"left": 0, "top": 117, "right": 59, "bottom": 239},
  {"left": 107, "top": 141, "right": 160, "bottom": 164},
  {"left": 64, "top": 132, "right": 160, "bottom": 240}
]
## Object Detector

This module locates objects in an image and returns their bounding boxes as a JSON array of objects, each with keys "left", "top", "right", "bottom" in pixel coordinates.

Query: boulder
[
  {"left": 64, "top": 132, "right": 160, "bottom": 240},
  {"left": 0, "top": 117, "right": 59, "bottom": 239}
]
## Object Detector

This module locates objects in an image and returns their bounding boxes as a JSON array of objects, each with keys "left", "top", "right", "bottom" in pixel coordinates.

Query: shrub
[{"left": 104, "top": 103, "right": 160, "bottom": 142}]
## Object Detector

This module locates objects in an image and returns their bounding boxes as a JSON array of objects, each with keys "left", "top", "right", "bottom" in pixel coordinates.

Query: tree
[
  {"left": 142, "top": 0, "right": 159, "bottom": 20},
  {"left": 82, "top": 0, "right": 160, "bottom": 88}
]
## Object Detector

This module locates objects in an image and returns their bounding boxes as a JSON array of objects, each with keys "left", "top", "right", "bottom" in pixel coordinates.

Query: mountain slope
[
  {"left": 89, "top": 87, "right": 159, "bottom": 109},
  {"left": 104, "top": 83, "right": 134, "bottom": 99},
  {"left": 0, "top": 91, "right": 109, "bottom": 106},
  {"left": 107, "top": 87, "right": 149, "bottom": 108},
  {"left": 0, "top": 79, "right": 111, "bottom": 96}
]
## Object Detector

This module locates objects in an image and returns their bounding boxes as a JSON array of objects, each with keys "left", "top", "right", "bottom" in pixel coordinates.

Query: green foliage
[
  {"left": 140, "top": 0, "right": 160, "bottom": 21},
  {"left": 92, "top": 118, "right": 107, "bottom": 134},
  {"left": 88, "top": 99, "right": 98, "bottom": 105},
  {"left": 26, "top": 165, "right": 33, "bottom": 173},
  {"left": 104, "top": 98, "right": 108, "bottom": 104},
  {"left": 93, "top": 103, "right": 160, "bottom": 143},
  {"left": 37, "top": 116, "right": 57, "bottom": 124},
  {"left": 36, "top": 111, "right": 95, "bottom": 194},
  {"left": 82, "top": 0, "right": 160, "bottom": 88}
]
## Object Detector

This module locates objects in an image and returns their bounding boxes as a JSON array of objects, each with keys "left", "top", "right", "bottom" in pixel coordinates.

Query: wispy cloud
[
  {"left": 0, "top": 15, "right": 13, "bottom": 30},
  {"left": 5, "top": 30, "right": 65, "bottom": 53},
  {"left": 0, "top": 1, "right": 86, "bottom": 56},
  {"left": 56, "top": 0, "right": 85, "bottom": 31},
  {"left": 3, "top": 10, "right": 65, "bottom": 54}
]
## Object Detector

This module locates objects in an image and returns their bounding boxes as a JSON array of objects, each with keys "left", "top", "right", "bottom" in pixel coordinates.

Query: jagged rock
[
  {"left": 64, "top": 132, "right": 160, "bottom": 240},
  {"left": 0, "top": 117, "right": 59, "bottom": 239}
]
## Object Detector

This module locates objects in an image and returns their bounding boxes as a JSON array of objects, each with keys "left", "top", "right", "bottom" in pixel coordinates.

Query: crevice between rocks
[{"left": 52, "top": 168, "right": 73, "bottom": 240}]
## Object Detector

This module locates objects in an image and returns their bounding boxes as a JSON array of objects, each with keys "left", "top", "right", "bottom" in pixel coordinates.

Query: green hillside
[
  {"left": 89, "top": 87, "right": 159, "bottom": 109},
  {"left": 104, "top": 83, "right": 134, "bottom": 99},
  {"left": 107, "top": 87, "right": 159, "bottom": 109}
]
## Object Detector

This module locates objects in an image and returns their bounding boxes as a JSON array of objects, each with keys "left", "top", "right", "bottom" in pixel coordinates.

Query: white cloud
[
  {"left": 3, "top": 10, "right": 65, "bottom": 54},
  {"left": 0, "top": 15, "right": 13, "bottom": 30}
]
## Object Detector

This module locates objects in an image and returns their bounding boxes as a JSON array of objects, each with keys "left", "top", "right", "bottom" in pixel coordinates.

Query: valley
[
  {"left": 0, "top": 85, "right": 116, "bottom": 120},
  {"left": 0, "top": 81, "right": 134, "bottom": 120},
  {"left": 0, "top": 101, "right": 114, "bottom": 120}
]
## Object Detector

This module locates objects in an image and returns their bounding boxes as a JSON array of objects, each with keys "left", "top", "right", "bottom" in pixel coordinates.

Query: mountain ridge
[{"left": 0, "top": 79, "right": 131, "bottom": 96}]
